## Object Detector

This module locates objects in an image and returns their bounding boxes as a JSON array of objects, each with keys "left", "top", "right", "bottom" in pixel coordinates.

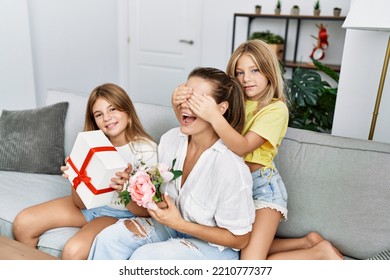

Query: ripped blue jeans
[{"left": 87, "top": 218, "right": 239, "bottom": 260}]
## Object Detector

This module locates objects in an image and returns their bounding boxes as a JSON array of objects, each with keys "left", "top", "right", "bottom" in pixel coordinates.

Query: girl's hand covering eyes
[{"left": 188, "top": 93, "right": 220, "bottom": 123}]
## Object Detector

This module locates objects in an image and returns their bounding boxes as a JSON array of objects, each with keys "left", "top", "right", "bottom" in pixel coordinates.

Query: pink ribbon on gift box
[{"left": 67, "top": 146, "right": 117, "bottom": 194}]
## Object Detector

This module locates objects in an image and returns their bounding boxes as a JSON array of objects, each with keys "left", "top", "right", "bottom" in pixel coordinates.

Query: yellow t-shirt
[{"left": 242, "top": 99, "right": 289, "bottom": 168}]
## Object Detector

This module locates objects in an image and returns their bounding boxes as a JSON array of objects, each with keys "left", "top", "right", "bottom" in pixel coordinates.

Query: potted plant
[
  {"left": 250, "top": 30, "right": 284, "bottom": 60},
  {"left": 291, "top": 5, "right": 300, "bottom": 16},
  {"left": 313, "top": 0, "right": 321, "bottom": 16},
  {"left": 255, "top": 5, "right": 261, "bottom": 15},
  {"left": 285, "top": 59, "right": 339, "bottom": 133},
  {"left": 333, "top": 7, "right": 342, "bottom": 16},
  {"left": 275, "top": 0, "right": 281, "bottom": 15}
]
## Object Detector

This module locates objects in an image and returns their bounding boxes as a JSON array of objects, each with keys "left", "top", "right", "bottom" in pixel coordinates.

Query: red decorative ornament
[{"left": 310, "top": 23, "right": 328, "bottom": 60}]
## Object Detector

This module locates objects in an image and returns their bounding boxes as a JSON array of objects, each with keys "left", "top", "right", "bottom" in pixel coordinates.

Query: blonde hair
[
  {"left": 84, "top": 83, "right": 153, "bottom": 143},
  {"left": 226, "top": 39, "right": 288, "bottom": 112}
]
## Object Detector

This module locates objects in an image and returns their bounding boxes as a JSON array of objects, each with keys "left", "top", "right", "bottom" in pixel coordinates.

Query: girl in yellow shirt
[{"left": 172, "top": 39, "right": 342, "bottom": 260}]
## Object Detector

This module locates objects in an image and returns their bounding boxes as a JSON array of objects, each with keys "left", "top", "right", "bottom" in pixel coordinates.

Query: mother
[{"left": 88, "top": 67, "right": 255, "bottom": 260}]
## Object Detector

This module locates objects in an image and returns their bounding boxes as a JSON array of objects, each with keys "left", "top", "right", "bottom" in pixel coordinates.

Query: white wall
[
  {"left": 0, "top": 0, "right": 36, "bottom": 110},
  {"left": 27, "top": 0, "right": 122, "bottom": 105},
  {"left": 333, "top": 1, "right": 390, "bottom": 143}
]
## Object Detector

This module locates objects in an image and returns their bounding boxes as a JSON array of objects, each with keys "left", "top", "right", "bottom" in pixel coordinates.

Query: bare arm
[
  {"left": 188, "top": 93, "right": 265, "bottom": 157},
  {"left": 148, "top": 194, "right": 251, "bottom": 249},
  {"left": 126, "top": 201, "right": 149, "bottom": 217}
]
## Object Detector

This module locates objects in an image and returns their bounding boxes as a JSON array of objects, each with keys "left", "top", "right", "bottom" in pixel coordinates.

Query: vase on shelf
[
  {"left": 255, "top": 5, "right": 261, "bottom": 15},
  {"left": 275, "top": 0, "right": 281, "bottom": 15},
  {"left": 333, "top": 7, "right": 342, "bottom": 16},
  {"left": 291, "top": 6, "right": 299, "bottom": 16},
  {"left": 313, "top": 0, "right": 320, "bottom": 16}
]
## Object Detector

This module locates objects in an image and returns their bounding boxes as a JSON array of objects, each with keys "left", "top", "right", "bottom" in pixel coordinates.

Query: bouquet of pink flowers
[{"left": 117, "top": 159, "right": 182, "bottom": 210}]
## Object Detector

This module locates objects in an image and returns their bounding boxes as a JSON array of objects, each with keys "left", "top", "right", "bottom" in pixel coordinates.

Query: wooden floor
[{"left": 0, "top": 236, "right": 57, "bottom": 260}]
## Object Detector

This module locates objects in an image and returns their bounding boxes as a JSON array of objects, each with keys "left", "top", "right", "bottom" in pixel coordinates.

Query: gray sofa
[
  {"left": 0, "top": 89, "right": 178, "bottom": 258},
  {"left": 1, "top": 89, "right": 389, "bottom": 259}
]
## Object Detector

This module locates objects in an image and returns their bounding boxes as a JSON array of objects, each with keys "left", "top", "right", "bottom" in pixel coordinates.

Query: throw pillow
[
  {"left": 45, "top": 89, "right": 88, "bottom": 156},
  {"left": 0, "top": 102, "right": 69, "bottom": 175}
]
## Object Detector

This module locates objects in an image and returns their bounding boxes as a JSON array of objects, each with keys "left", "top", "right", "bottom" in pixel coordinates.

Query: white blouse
[{"left": 158, "top": 128, "right": 255, "bottom": 248}]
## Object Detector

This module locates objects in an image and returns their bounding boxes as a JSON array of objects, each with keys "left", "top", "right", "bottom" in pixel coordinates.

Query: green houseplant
[
  {"left": 250, "top": 30, "right": 284, "bottom": 44},
  {"left": 285, "top": 59, "right": 339, "bottom": 133},
  {"left": 250, "top": 31, "right": 284, "bottom": 59}
]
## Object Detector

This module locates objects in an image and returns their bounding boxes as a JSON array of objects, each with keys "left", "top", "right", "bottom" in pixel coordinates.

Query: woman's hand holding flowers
[{"left": 148, "top": 193, "right": 185, "bottom": 230}]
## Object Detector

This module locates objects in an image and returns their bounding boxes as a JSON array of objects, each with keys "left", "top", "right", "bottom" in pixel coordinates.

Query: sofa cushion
[
  {"left": 0, "top": 102, "right": 68, "bottom": 175},
  {"left": 134, "top": 102, "right": 178, "bottom": 143},
  {"left": 45, "top": 89, "right": 88, "bottom": 157},
  {"left": 0, "top": 169, "right": 75, "bottom": 258},
  {"left": 0, "top": 171, "right": 71, "bottom": 227},
  {"left": 275, "top": 127, "right": 390, "bottom": 260}
]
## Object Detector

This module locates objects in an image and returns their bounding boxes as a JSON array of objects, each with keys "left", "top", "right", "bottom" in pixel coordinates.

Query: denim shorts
[
  {"left": 251, "top": 166, "right": 288, "bottom": 220},
  {"left": 81, "top": 206, "right": 136, "bottom": 222}
]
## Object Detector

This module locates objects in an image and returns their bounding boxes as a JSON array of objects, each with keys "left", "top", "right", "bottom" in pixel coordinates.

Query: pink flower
[
  {"left": 157, "top": 162, "right": 174, "bottom": 182},
  {"left": 117, "top": 159, "right": 182, "bottom": 208},
  {"left": 129, "top": 170, "right": 156, "bottom": 209}
]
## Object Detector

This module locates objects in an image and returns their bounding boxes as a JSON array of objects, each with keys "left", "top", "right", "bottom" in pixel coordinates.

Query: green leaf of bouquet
[
  {"left": 171, "top": 158, "right": 177, "bottom": 167},
  {"left": 118, "top": 190, "right": 131, "bottom": 206},
  {"left": 172, "top": 170, "right": 182, "bottom": 180},
  {"left": 119, "top": 189, "right": 129, "bottom": 196},
  {"left": 153, "top": 194, "right": 162, "bottom": 203}
]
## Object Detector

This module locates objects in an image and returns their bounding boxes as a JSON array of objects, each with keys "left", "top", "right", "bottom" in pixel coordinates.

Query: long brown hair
[
  {"left": 84, "top": 83, "right": 153, "bottom": 142},
  {"left": 188, "top": 67, "right": 246, "bottom": 133},
  {"left": 226, "top": 39, "right": 288, "bottom": 112}
]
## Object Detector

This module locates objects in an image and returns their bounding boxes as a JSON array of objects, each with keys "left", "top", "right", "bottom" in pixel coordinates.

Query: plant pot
[
  {"left": 333, "top": 9, "right": 341, "bottom": 16},
  {"left": 275, "top": 8, "right": 281, "bottom": 15},
  {"left": 313, "top": 9, "right": 321, "bottom": 16},
  {"left": 268, "top": 44, "right": 284, "bottom": 60},
  {"left": 255, "top": 7, "right": 261, "bottom": 15},
  {"left": 291, "top": 8, "right": 299, "bottom": 16}
]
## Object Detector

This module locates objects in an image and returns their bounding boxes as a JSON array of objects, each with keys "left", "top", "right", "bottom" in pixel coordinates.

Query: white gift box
[{"left": 65, "top": 130, "right": 127, "bottom": 209}]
